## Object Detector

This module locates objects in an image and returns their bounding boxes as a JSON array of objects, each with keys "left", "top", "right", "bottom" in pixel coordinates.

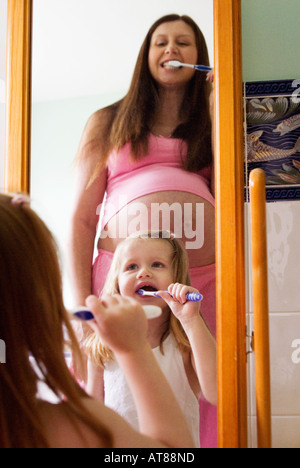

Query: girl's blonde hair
[
  {"left": 84, "top": 231, "right": 191, "bottom": 367},
  {"left": 0, "top": 193, "right": 112, "bottom": 448}
]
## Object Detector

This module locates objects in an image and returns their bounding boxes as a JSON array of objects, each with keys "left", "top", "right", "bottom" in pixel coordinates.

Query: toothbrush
[
  {"left": 168, "top": 60, "right": 212, "bottom": 72},
  {"left": 70, "top": 305, "right": 162, "bottom": 321},
  {"left": 70, "top": 307, "right": 95, "bottom": 321},
  {"left": 137, "top": 290, "right": 203, "bottom": 302}
]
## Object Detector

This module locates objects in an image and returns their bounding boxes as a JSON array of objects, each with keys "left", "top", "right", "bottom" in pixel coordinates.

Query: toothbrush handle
[
  {"left": 185, "top": 292, "right": 203, "bottom": 302},
  {"left": 72, "top": 310, "right": 95, "bottom": 321},
  {"left": 158, "top": 291, "right": 203, "bottom": 302},
  {"left": 70, "top": 305, "right": 162, "bottom": 321},
  {"left": 194, "top": 65, "right": 212, "bottom": 72}
]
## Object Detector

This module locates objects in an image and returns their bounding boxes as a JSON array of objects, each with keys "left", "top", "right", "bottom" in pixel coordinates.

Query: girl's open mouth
[{"left": 135, "top": 284, "right": 158, "bottom": 294}]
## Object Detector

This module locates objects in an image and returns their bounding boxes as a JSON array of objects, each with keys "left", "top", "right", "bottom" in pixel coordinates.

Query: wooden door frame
[{"left": 4, "top": 0, "right": 247, "bottom": 448}]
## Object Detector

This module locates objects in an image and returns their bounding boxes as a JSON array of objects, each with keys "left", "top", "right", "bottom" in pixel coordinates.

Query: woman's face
[{"left": 148, "top": 20, "right": 198, "bottom": 89}]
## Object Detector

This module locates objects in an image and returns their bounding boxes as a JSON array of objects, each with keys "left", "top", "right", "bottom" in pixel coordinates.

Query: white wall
[{"left": 245, "top": 203, "right": 300, "bottom": 448}]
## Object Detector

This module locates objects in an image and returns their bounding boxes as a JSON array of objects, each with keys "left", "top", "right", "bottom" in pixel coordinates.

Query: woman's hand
[
  {"left": 158, "top": 284, "right": 202, "bottom": 328},
  {"left": 206, "top": 69, "right": 214, "bottom": 84},
  {"left": 207, "top": 69, "right": 214, "bottom": 122},
  {"left": 85, "top": 294, "right": 148, "bottom": 355}
]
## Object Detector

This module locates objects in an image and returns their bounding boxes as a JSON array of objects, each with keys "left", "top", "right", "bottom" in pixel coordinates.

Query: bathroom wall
[
  {"left": 242, "top": 0, "right": 300, "bottom": 82},
  {"left": 242, "top": 0, "right": 300, "bottom": 448}
]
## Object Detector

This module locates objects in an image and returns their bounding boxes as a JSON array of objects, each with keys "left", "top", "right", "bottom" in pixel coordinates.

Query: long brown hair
[
  {"left": 0, "top": 194, "right": 111, "bottom": 448},
  {"left": 84, "top": 231, "right": 191, "bottom": 368},
  {"left": 79, "top": 14, "right": 212, "bottom": 182}
]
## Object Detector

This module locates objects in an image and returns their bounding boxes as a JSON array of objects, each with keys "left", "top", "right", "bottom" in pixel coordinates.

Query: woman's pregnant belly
[{"left": 98, "top": 191, "right": 215, "bottom": 268}]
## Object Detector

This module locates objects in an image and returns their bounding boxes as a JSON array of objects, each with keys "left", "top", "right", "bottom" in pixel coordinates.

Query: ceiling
[{"left": 1, "top": 0, "right": 214, "bottom": 103}]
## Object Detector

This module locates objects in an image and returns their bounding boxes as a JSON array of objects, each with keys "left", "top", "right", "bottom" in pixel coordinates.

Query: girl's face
[
  {"left": 148, "top": 20, "right": 198, "bottom": 89},
  {"left": 118, "top": 238, "right": 175, "bottom": 310}
]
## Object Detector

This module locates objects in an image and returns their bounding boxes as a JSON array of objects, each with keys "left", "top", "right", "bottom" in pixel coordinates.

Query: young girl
[
  {"left": 83, "top": 231, "right": 217, "bottom": 448},
  {"left": 0, "top": 194, "right": 194, "bottom": 448}
]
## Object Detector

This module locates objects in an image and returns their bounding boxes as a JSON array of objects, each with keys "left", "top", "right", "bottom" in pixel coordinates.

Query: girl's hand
[
  {"left": 158, "top": 284, "right": 202, "bottom": 328},
  {"left": 85, "top": 294, "right": 148, "bottom": 355}
]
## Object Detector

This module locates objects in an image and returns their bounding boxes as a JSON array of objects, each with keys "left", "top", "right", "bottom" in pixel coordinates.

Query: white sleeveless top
[{"left": 104, "top": 333, "right": 200, "bottom": 448}]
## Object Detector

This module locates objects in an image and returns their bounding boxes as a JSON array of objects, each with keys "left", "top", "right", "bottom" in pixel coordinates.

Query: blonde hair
[
  {"left": 84, "top": 231, "right": 191, "bottom": 367},
  {"left": 0, "top": 193, "right": 112, "bottom": 448}
]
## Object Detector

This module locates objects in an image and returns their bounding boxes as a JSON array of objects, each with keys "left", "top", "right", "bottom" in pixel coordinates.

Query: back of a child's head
[
  {"left": 0, "top": 193, "right": 112, "bottom": 448},
  {"left": 0, "top": 194, "right": 66, "bottom": 353},
  {"left": 0, "top": 194, "right": 69, "bottom": 446}
]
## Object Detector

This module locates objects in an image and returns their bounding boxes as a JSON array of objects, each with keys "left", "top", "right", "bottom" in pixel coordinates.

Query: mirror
[
  {"left": 5, "top": 0, "right": 248, "bottom": 447},
  {"left": 30, "top": 0, "right": 214, "bottom": 308},
  {"left": 30, "top": 0, "right": 219, "bottom": 449}
]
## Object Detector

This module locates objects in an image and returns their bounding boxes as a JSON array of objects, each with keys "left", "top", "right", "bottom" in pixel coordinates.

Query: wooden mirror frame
[
  {"left": 4, "top": 0, "right": 247, "bottom": 448},
  {"left": 5, "top": 0, "right": 32, "bottom": 193}
]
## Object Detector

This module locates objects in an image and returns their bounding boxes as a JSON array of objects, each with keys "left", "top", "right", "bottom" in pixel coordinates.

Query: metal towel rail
[{"left": 249, "top": 169, "right": 272, "bottom": 448}]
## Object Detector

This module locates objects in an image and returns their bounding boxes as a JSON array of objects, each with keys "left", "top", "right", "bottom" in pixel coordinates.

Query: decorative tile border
[{"left": 244, "top": 79, "right": 300, "bottom": 202}]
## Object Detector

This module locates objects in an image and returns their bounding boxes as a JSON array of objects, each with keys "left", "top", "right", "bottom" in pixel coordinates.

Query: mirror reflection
[
  {"left": 31, "top": 0, "right": 214, "bottom": 304},
  {"left": 31, "top": 0, "right": 215, "bottom": 449}
]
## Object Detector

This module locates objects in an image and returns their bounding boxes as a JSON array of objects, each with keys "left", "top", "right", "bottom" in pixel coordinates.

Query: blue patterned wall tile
[{"left": 244, "top": 79, "right": 300, "bottom": 202}]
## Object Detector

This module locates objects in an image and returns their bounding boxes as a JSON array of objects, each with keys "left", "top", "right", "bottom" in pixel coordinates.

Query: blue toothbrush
[
  {"left": 168, "top": 60, "right": 212, "bottom": 72},
  {"left": 137, "top": 289, "right": 203, "bottom": 302}
]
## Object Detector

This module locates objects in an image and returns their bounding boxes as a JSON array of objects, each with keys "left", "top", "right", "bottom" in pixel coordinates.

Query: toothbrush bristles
[
  {"left": 168, "top": 60, "right": 212, "bottom": 72},
  {"left": 137, "top": 289, "right": 157, "bottom": 296},
  {"left": 168, "top": 60, "right": 182, "bottom": 68}
]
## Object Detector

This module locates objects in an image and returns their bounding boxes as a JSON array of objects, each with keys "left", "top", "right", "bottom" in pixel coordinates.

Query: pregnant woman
[{"left": 68, "top": 14, "right": 216, "bottom": 447}]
